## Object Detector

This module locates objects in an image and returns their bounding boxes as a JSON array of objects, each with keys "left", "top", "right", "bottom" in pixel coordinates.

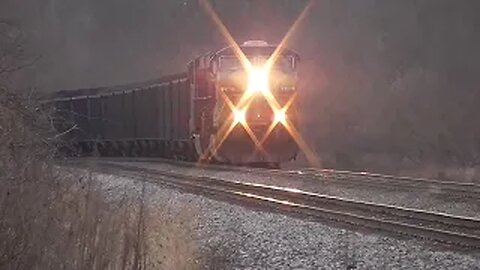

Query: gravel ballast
[
  {"left": 107, "top": 161, "right": 480, "bottom": 219},
  {"left": 93, "top": 170, "right": 480, "bottom": 270}
]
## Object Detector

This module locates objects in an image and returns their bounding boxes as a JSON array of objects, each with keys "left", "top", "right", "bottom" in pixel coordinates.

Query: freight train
[{"left": 47, "top": 40, "right": 300, "bottom": 167}]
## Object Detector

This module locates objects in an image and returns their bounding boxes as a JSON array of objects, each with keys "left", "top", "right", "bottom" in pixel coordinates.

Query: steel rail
[
  {"left": 68, "top": 157, "right": 480, "bottom": 199},
  {"left": 76, "top": 161, "right": 480, "bottom": 248}
]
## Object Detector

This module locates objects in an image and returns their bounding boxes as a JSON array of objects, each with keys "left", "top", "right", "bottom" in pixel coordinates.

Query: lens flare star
[
  {"left": 200, "top": 0, "right": 320, "bottom": 167},
  {"left": 247, "top": 66, "right": 270, "bottom": 94}
]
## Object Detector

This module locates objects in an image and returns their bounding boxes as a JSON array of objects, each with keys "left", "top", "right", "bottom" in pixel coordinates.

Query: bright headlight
[
  {"left": 247, "top": 67, "right": 269, "bottom": 94},
  {"left": 274, "top": 110, "right": 286, "bottom": 124},
  {"left": 233, "top": 109, "right": 246, "bottom": 124}
]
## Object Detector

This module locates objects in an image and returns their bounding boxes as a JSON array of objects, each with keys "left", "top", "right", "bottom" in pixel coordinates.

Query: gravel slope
[{"left": 94, "top": 171, "right": 480, "bottom": 270}]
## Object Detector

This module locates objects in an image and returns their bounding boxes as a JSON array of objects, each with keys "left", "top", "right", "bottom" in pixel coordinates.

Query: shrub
[{"left": 0, "top": 88, "right": 199, "bottom": 270}]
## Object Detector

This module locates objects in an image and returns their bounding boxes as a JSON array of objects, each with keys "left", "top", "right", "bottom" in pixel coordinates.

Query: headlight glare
[
  {"left": 274, "top": 110, "right": 287, "bottom": 124},
  {"left": 233, "top": 109, "right": 246, "bottom": 124}
]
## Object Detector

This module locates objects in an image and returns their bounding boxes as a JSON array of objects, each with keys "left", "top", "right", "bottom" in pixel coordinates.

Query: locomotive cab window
[
  {"left": 269, "top": 55, "right": 296, "bottom": 72},
  {"left": 219, "top": 56, "right": 241, "bottom": 71}
]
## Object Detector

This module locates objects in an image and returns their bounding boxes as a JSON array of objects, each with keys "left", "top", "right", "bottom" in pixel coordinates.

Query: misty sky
[
  {"left": 0, "top": 0, "right": 312, "bottom": 91},
  {"left": 2, "top": 0, "right": 479, "bottom": 94}
]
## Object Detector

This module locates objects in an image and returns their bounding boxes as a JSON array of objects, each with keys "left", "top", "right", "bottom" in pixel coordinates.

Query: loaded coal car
[{"left": 46, "top": 40, "right": 300, "bottom": 167}]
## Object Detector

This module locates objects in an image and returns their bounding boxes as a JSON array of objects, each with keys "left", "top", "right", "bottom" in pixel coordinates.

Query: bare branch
[
  {"left": 0, "top": 55, "right": 42, "bottom": 75},
  {"left": 52, "top": 124, "right": 78, "bottom": 139},
  {"left": 0, "top": 19, "right": 37, "bottom": 77}
]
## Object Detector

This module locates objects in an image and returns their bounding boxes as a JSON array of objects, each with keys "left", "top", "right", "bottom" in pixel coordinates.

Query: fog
[
  {"left": 0, "top": 0, "right": 310, "bottom": 90},
  {"left": 2, "top": 0, "right": 480, "bottom": 173}
]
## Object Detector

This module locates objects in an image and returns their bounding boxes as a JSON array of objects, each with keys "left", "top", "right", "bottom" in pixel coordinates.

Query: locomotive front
[{"left": 210, "top": 41, "right": 299, "bottom": 165}]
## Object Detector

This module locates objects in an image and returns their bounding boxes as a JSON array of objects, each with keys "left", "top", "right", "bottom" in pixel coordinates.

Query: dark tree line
[
  {"left": 298, "top": 1, "right": 480, "bottom": 169},
  {"left": 1, "top": 0, "right": 479, "bottom": 170}
]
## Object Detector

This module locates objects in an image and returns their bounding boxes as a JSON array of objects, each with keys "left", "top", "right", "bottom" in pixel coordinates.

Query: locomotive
[{"left": 47, "top": 40, "right": 300, "bottom": 166}]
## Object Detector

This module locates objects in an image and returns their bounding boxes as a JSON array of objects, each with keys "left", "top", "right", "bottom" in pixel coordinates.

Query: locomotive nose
[{"left": 245, "top": 97, "right": 273, "bottom": 125}]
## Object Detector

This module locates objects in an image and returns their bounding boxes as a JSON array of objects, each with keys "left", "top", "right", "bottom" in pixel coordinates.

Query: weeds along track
[
  {"left": 73, "top": 157, "right": 480, "bottom": 200},
  {"left": 71, "top": 160, "right": 480, "bottom": 249}
]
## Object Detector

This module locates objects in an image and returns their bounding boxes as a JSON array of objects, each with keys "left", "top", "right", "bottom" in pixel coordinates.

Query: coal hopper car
[{"left": 47, "top": 41, "right": 300, "bottom": 166}]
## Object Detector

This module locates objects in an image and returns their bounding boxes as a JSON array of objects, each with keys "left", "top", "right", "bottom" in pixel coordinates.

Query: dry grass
[{"left": 0, "top": 88, "right": 200, "bottom": 269}]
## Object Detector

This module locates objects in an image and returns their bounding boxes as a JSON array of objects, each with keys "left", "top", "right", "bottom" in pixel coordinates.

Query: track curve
[
  {"left": 69, "top": 157, "right": 480, "bottom": 199},
  {"left": 68, "top": 159, "right": 480, "bottom": 249}
]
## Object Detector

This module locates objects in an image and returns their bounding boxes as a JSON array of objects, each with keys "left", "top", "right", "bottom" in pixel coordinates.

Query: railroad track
[
  {"left": 289, "top": 168, "right": 480, "bottom": 199},
  {"left": 72, "top": 160, "right": 480, "bottom": 249},
  {"left": 71, "top": 157, "right": 480, "bottom": 199}
]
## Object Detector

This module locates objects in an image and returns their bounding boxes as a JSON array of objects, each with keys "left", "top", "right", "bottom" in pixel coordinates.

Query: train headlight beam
[
  {"left": 201, "top": 0, "right": 321, "bottom": 167},
  {"left": 233, "top": 109, "right": 246, "bottom": 124},
  {"left": 247, "top": 66, "right": 269, "bottom": 95},
  {"left": 274, "top": 110, "right": 287, "bottom": 124}
]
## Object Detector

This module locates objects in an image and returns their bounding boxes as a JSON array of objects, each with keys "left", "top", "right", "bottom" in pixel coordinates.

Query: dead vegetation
[
  {"left": 0, "top": 21, "right": 227, "bottom": 269},
  {"left": 0, "top": 87, "right": 201, "bottom": 269}
]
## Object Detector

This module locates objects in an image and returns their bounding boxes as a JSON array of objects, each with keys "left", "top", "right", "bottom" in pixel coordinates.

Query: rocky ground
[
  {"left": 91, "top": 167, "right": 480, "bottom": 270},
  {"left": 107, "top": 160, "right": 480, "bottom": 219}
]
